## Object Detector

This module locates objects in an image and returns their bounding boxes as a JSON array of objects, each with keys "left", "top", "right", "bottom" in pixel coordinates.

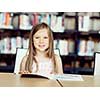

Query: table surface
[
  {"left": 0, "top": 73, "right": 60, "bottom": 87},
  {"left": 0, "top": 73, "right": 100, "bottom": 87},
  {"left": 59, "top": 75, "right": 100, "bottom": 87}
]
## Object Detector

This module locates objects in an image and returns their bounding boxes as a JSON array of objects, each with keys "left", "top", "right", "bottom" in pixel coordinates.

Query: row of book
[
  {"left": 0, "top": 36, "right": 29, "bottom": 54},
  {"left": 0, "top": 58, "right": 94, "bottom": 69},
  {"left": 0, "top": 12, "right": 100, "bottom": 32},
  {"left": 0, "top": 36, "right": 75, "bottom": 55},
  {"left": 78, "top": 38, "right": 100, "bottom": 56},
  {"left": 54, "top": 39, "right": 75, "bottom": 55},
  {"left": 1, "top": 36, "right": 100, "bottom": 56},
  {"left": 78, "top": 16, "right": 100, "bottom": 31},
  {"left": 54, "top": 38, "right": 100, "bottom": 56},
  {"left": 64, "top": 60, "right": 94, "bottom": 69},
  {"left": 0, "top": 13, "right": 64, "bottom": 32}
]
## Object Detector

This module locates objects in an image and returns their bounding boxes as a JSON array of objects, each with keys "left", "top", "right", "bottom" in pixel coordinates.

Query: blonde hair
[{"left": 25, "top": 23, "right": 57, "bottom": 73}]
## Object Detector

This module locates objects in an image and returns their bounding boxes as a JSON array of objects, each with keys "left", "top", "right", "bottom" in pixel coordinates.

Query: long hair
[{"left": 25, "top": 23, "right": 57, "bottom": 73}]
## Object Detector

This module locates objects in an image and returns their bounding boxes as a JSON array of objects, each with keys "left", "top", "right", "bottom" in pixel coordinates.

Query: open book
[
  {"left": 21, "top": 73, "right": 83, "bottom": 81},
  {"left": 21, "top": 73, "right": 52, "bottom": 79}
]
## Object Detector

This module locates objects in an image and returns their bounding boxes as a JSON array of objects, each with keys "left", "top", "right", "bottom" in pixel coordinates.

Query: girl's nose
[{"left": 39, "top": 38, "right": 44, "bottom": 43}]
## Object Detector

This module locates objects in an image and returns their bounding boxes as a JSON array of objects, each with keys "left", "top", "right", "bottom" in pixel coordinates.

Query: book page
[{"left": 51, "top": 74, "right": 84, "bottom": 81}]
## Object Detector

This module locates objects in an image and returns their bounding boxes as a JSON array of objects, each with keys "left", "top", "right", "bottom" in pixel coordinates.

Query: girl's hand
[{"left": 19, "top": 70, "right": 30, "bottom": 74}]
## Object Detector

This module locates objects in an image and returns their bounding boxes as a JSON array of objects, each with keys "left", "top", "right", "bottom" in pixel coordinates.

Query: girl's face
[{"left": 33, "top": 28, "right": 49, "bottom": 52}]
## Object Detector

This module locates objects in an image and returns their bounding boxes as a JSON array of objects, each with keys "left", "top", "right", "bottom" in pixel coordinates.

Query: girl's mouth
[{"left": 38, "top": 45, "right": 45, "bottom": 48}]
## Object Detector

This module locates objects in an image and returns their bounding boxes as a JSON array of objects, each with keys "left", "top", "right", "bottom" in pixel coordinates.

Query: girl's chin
[
  {"left": 36, "top": 47, "right": 48, "bottom": 52},
  {"left": 38, "top": 48, "right": 47, "bottom": 52}
]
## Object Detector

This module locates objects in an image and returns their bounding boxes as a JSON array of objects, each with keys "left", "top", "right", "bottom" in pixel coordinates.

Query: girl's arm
[
  {"left": 55, "top": 54, "right": 63, "bottom": 74},
  {"left": 19, "top": 55, "right": 28, "bottom": 74}
]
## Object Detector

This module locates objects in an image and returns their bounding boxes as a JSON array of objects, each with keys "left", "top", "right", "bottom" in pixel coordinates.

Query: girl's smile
[{"left": 38, "top": 44, "right": 46, "bottom": 48}]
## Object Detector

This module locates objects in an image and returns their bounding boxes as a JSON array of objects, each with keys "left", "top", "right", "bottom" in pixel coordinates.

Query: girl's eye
[
  {"left": 35, "top": 37, "right": 40, "bottom": 39},
  {"left": 44, "top": 37, "right": 48, "bottom": 39},
  {"left": 34, "top": 36, "right": 48, "bottom": 39}
]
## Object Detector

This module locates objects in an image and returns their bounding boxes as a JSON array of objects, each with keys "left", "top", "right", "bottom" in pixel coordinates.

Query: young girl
[{"left": 19, "top": 23, "right": 63, "bottom": 75}]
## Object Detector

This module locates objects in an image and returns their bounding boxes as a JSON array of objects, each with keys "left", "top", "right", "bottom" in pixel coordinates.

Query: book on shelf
[
  {"left": 51, "top": 15, "right": 64, "bottom": 32},
  {"left": 78, "top": 15, "right": 90, "bottom": 32},
  {"left": 58, "top": 40, "right": 68, "bottom": 55},
  {"left": 78, "top": 39, "right": 87, "bottom": 56},
  {"left": 92, "top": 19, "right": 100, "bottom": 31},
  {"left": 40, "top": 13, "right": 50, "bottom": 25},
  {"left": 0, "top": 12, "right": 13, "bottom": 29},
  {"left": 94, "top": 41, "right": 100, "bottom": 52},
  {"left": 68, "top": 39, "right": 75, "bottom": 53},
  {"left": 19, "top": 14, "right": 32, "bottom": 30},
  {"left": 64, "top": 17, "right": 76, "bottom": 30},
  {"left": 21, "top": 73, "right": 83, "bottom": 81}
]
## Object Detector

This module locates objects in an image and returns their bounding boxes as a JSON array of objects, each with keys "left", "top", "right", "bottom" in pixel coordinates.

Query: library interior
[{"left": 0, "top": 12, "right": 100, "bottom": 87}]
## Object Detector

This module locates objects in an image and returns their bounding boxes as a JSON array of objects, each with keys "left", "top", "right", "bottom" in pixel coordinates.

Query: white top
[{"left": 32, "top": 59, "right": 54, "bottom": 74}]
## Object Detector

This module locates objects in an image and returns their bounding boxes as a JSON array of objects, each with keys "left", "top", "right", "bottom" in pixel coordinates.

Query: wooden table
[
  {"left": 0, "top": 73, "right": 60, "bottom": 87},
  {"left": 1, "top": 73, "right": 100, "bottom": 87},
  {"left": 58, "top": 75, "right": 100, "bottom": 87}
]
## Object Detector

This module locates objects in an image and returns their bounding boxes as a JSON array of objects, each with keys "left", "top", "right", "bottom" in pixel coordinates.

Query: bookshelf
[{"left": 0, "top": 12, "right": 100, "bottom": 75}]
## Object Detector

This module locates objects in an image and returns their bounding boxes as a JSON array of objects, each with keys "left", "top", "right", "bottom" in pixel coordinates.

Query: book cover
[{"left": 21, "top": 73, "right": 54, "bottom": 79}]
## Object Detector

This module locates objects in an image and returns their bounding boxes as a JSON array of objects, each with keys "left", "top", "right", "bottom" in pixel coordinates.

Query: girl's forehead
[{"left": 34, "top": 29, "right": 48, "bottom": 35}]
